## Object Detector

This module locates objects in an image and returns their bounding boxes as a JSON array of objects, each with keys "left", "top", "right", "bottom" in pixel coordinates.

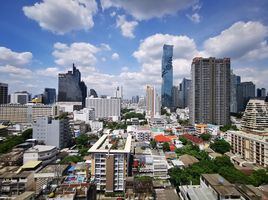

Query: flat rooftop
[
  {"left": 88, "top": 134, "right": 132, "bottom": 153},
  {"left": 25, "top": 145, "right": 57, "bottom": 153},
  {"left": 38, "top": 164, "right": 69, "bottom": 173}
]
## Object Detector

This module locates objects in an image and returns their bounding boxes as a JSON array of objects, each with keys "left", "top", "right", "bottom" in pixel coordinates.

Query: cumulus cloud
[
  {"left": 100, "top": 0, "right": 197, "bottom": 20},
  {"left": 116, "top": 15, "right": 138, "bottom": 38},
  {"left": 111, "top": 53, "right": 120, "bottom": 60},
  {"left": 53, "top": 42, "right": 99, "bottom": 67},
  {"left": 23, "top": 0, "right": 97, "bottom": 34},
  {"left": 0, "top": 65, "right": 33, "bottom": 78},
  {"left": 203, "top": 21, "right": 268, "bottom": 59},
  {"left": 187, "top": 13, "right": 201, "bottom": 23},
  {"left": 36, "top": 67, "right": 63, "bottom": 77},
  {"left": 0, "top": 47, "right": 32, "bottom": 66}
]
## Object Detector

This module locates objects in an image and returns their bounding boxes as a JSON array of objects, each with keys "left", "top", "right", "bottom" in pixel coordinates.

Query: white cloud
[
  {"left": 0, "top": 47, "right": 32, "bottom": 66},
  {"left": 116, "top": 15, "right": 138, "bottom": 38},
  {"left": 110, "top": 11, "right": 116, "bottom": 17},
  {"left": 121, "top": 66, "right": 129, "bottom": 71},
  {"left": 23, "top": 0, "right": 97, "bottom": 34},
  {"left": 100, "top": 43, "right": 112, "bottom": 51},
  {"left": 101, "top": 0, "right": 197, "bottom": 20},
  {"left": 36, "top": 67, "right": 63, "bottom": 77},
  {"left": 187, "top": 13, "right": 201, "bottom": 23},
  {"left": 53, "top": 42, "right": 99, "bottom": 67},
  {"left": 0, "top": 65, "right": 33, "bottom": 78},
  {"left": 111, "top": 53, "right": 120, "bottom": 60},
  {"left": 192, "top": 3, "right": 202, "bottom": 11},
  {"left": 203, "top": 21, "right": 268, "bottom": 59}
]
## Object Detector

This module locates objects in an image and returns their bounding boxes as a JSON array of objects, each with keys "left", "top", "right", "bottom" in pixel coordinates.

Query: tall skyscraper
[
  {"left": 161, "top": 44, "right": 173, "bottom": 108},
  {"left": 237, "top": 82, "right": 255, "bottom": 112},
  {"left": 58, "top": 64, "right": 87, "bottom": 107},
  {"left": 190, "top": 57, "right": 230, "bottom": 125},
  {"left": 43, "top": 88, "right": 56, "bottom": 104},
  {"left": 0, "top": 83, "right": 8, "bottom": 104},
  {"left": 146, "top": 86, "right": 156, "bottom": 118},
  {"left": 115, "top": 86, "right": 123, "bottom": 99},
  {"left": 257, "top": 88, "right": 266, "bottom": 98},
  {"left": 230, "top": 72, "right": 241, "bottom": 113},
  {"left": 171, "top": 86, "right": 179, "bottom": 108},
  {"left": 179, "top": 78, "right": 191, "bottom": 108},
  {"left": 131, "top": 95, "right": 139, "bottom": 104}
]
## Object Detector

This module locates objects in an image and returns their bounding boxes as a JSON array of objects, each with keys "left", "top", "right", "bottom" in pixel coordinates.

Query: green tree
[
  {"left": 60, "top": 155, "right": 83, "bottom": 164},
  {"left": 179, "top": 137, "right": 189, "bottom": 145},
  {"left": 162, "top": 142, "right": 170, "bottom": 152},
  {"left": 200, "top": 133, "right": 211, "bottom": 141},
  {"left": 250, "top": 169, "right": 268, "bottom": 186},
  {"left": 214, "top": 156, "right": 234, "bottom": 168},
  {"left": 150, "top": 140, "right": 157, "bottom": 149},
  {"left": 210, "top": 139, "right": 231, "bottom": 154},
  {"left": 76, "top": 134, "right": 89, "bottom": 147}
]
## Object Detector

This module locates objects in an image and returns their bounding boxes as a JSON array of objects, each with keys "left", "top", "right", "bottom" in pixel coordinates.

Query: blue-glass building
[
  {"left": 161, "top": 44, "right": 173, "bottom": 108},
  {"left": 43, "top": 88, "right": 56, "bottom": 104}
]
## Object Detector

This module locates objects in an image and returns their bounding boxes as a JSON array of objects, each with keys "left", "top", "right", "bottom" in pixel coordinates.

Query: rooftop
[
  {"left": 25, "top": 145, "right": 57, "bottom": 153},
  {"left": 88, "top": 134, "right": 132, "bottom": 153},
  {"left": 181, "top": 134, "right": 204, "bottom": 144},
  {"left": 179, "top": 154, "right": 199, "bottom": 167}
]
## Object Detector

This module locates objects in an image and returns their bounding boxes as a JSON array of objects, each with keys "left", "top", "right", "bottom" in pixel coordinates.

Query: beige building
[
  {"left": 228, "top": 130, "right": 268, "bottom": 167},
  {"left": 88, "top": 134, "right": 132, "bottom": 192},
  {"left": 0, "top": 104, "right": 59, "bottom": 123},
  {"left": 241, "top": 99, "right": 268, "bottom": 134}
]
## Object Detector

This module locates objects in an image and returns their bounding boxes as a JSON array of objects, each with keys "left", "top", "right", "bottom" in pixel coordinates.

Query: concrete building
[
  {"left": 89, "top": 88, "right": 98, "bottom": 98},
  {"left": 58, "top": 64, "right": 87, "bottom": 107},
  {"left": 190, "top": 57, "right": 230, "bottom": 125},
  {"left": 161, "top": 44, "right": 173, "bottom": 108},
  {"left": 241, "top": 99, "right": 268, "bottom": 134},
  {"left": 0, "top": 104, "right": 59, "bottom": 123},
  {"left": 228, "top": 130, "right": 268, "bottom": 167},
  {"left": 23, "top": 145, "right": 57, "bottom": 165},
  {"left": 88, "top": 134, "right": 132, "bottom": 192},
  {"left": 171, "top": 86, "right": 179, "bottom": 108},
  {"left": 0, "top": 82, "right": 8, "bottom": 104},
  {"left": 237, "top": 82, "right": 255, "bottom": 112},
  {"left": 86, "top": 97, "right": 121, "bottom": 119},
  {"left": 32, "top": 116, "right": 71, "bottom": 149},
  {"left": 73, "top": 108, "right": 95, "bottom": 123},
  {"left": 257, "top": 88, "right": 266, "bottom": 98},
  {"left": 115, "top": 86, "right": 123, "bottom": 99},
  {"left": 146, "top": 85, "right": 160, "bottom": 118},
  {"left": 179, "top": 78, "right": 191, "bottom": 108},
  {"left": 10, "top": 91, "right": 31, "bottom": 104},
  {"left": 230, "top": 72, "right": 241, "bottom": 113}
]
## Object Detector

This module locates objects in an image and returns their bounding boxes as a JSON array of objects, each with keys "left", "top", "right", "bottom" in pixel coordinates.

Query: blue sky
[{"left": 0, "top": 0, "right": 268, "bottom": 98}]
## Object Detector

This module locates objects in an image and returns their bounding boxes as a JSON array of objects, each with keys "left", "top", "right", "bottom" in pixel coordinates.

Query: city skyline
[{"left": 0, "top": 0, "right": 268, "bottom": 98}]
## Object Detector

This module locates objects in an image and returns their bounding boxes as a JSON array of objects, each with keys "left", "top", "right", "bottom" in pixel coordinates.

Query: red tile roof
[
  {"left": 169, "top": 144, "right": 176, "bottom": 151},
  {"left": 181, "top": 134, "right": 204, "bottom": 144},
  {"left": 154, "top": 134, "right": 171, "bottom": 143}
]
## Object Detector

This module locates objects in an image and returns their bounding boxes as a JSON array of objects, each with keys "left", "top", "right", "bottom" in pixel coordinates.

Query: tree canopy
[{"left": 210, "top": 139, "right": 231, "bottom": 154}]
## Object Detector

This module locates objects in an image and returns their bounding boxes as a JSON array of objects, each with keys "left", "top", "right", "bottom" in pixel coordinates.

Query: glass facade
[
  {"left": 43, "top": 88, "right": 56, "bottom": 104},
  {"left": 58, "top": 64, "right": 87, "bottom": 107},
  {"left": 161, "top": 44, "right": 173, "bottom": 108}
]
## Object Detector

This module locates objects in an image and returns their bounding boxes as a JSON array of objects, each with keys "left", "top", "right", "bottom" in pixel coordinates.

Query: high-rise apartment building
[
  {"left": 0, "top": 83, "right": 8, "bottom": 105},
  {"left": 86, "top": 97, "right": 121, "bottom": 119},
  {"left": 88, "top": 134, "right": 132, "bottom": 192},
  {"left": 171, "top": 86, "right": 179, "bottom": 108},
  {"left": 241, "top": 99, "right": 268, "bottom": 134},
  {"left": 10, "top": 91, "right": 31, "bottom": 104},
  {"left": 146, "top": 86, "right": 156, "bottom": 118},
  {"left": 161, "top": 44, "right": 173, "bottom": 108},
  {"left": 256, "top": 88, "right": 266, "bottom": 98},
  {"left": 43, "top": 88, "right": 56, "bottom": 104},
  {"left": 230, "top": 72, "right": 241, "bottom": 113},
  {"left": 0, "top": 104, "right": 59, "bottom": 123},
  {"left": 237, "top": 82, "right": 255, "bottom": 112},
  {"left": 190, "top": 57, "right": 230, "bottom": 125},
  {"left": 32, "top": 116, "right": 71, "bottom": 149},
  {"left": 115, "top": 86, "right": 123, "bottom": 99},
  {"left": 179, "top": 78, "right": 191, "bottom": 108},
  {"left": 58, "top": 64, "right": 87, "bottom": 107}
]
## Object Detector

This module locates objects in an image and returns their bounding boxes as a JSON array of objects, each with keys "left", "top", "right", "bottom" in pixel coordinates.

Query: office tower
[
  {"left": 0, "top": 83, "right": 8, "bottom": 104},
  {"left": 115, "top": 86, "right": 123, "bottom": 99},
  {"left": 43, "top": 88, "right": 56, "bottom": 104},
  {"left": 10, "top": 91, "right": 31, "bottom": 104},
  {"left": 86, "top": 97, "right": 121, "bottom": 119},
  {"left": 161, "top": 44, "right": 173, "bottom": 108},
  {"left": 190, "top": 57, "right": 230, "bottom": 125},
  {"left": 0, "top": 104, "right": 59, "bottom": 123},
  {"left": 131, "top": 95, "right": 139, "bottom": 104},
  {"left": 32, "top": 116, "right": 71, "bottom": 149},
  {"left": 237, "top": 82, "right": 255, "bottom": 112},
  {"left": 88, "top": 134, "right": 132, "bottom": 192},
  {"left": 171, "top": 86, "right": 179, "bottom": 108},
  {"left": 256, "top": 88, "right": 266, "bottom": 98},
  {"left": 241, "top": 99, "right": 268, "bottom": 134},
  {"left": 179, "top": 78, "right": 192, "bottom": 108},
  {"left": 146, "top": 85, "right": 156, "bottom": 118},
  {"left": 58, "top": 64, "right": 87, "bottom": 107},
  {"left": 89, "top": 89, "right": 98, "bottom": 98},
  {"left": 230, "top": 72, "right": 241, "bottom": 113}
]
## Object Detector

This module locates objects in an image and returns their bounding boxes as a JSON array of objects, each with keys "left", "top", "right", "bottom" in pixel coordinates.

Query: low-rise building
[
  {"left": 73, "top": 108, "right": 95, "bottom": 123},
  {"left": 88, "top": 134, "right": 132, "bottom": 192},
  {"left": 23, "top": 145, "right": 57, "bottom": 165}
]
